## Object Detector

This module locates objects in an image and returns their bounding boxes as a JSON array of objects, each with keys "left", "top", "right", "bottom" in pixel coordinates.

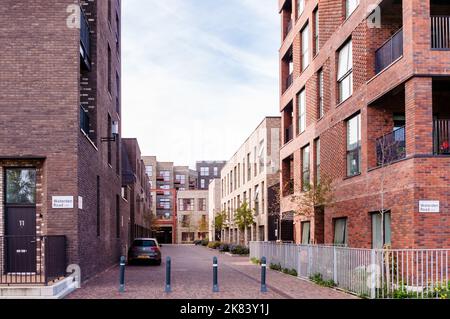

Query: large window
[
  {"left": 301, "top": 221, "right": 311, "bottom": 244},
  {"left": 159, "top": 170, "right": 170, "bottom": 182},
  {"left": 313, "top": 7, "right": 319, "bottom": 55},
  {"left": 302, "top": 145, "right": 310, "bottom": 191},
  {"left": 181, "top": 215, "right": 191, "bottom": 228},
  {"left": 258, "top": 140, "right": 265, "bottom": 174},
  {"left": 200, "top": 167, "right": 209, "bottom": 176},
  {"left": 318, "top": 69, "right": 324, "bottom": 119},
  {"left": 337, "top": 40, "right": 353, "bottom": 103},
  {"left": 179, "top": 199, "right": 194, "bottom": 211},
  {"left": 175, "top": 174, "right": 186, "bottom": 184},
  {"left": 200, "top": 179, "right": 206, "bottom": 189},
  {"left": 107, "top": 44, "right": 112, "bottom": 93},
  {"left": 145, "top": 165, "right": 153, "bottom": 177},
  {"left": 247, "top": 153, "right": 251, "bottom": 182},
  {"left": 297, "top": 88, "right": 306, "bottom": 134},
  {"left": 6, "top": 169, "right": 36, "bottom": 204},
  {"left": 347, "top": 113, "right": 361, "bottom": 176},
  {"left": 301, "top": 23, "right": 310, "bottom": 71},
  {"left": 214, "top": 167, "right": 219, "bottom": 176},
  {"left": 315, "top": 138, "right": 321, "bottom": 184},
  {"left": 198, "top": 198, "right": 207, "bottom": 211},
  {"left": 372, "top": 212, "right": 391, "bottom": 249},
  {"left": 346, "top": 0, "right": 360, "bottom": 19},
  {"left": 297, "top": 0, "right": 305, "bottom": 18},
  {"left": 333, "top": 218, "right": 348, "bottom": 246},
  {"left": 254, "top": 185, "right": 260, "bottom": 215}
]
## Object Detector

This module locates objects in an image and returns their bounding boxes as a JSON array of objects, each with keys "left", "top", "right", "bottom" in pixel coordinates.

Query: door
[
  {"left": 6, "top": 207, "right": 37, "bottom": 273},
  {"left": 4, "top": 168, "right": 37, "bottom": 273}
]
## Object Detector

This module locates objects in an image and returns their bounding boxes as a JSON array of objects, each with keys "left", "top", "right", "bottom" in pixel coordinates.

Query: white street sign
[
  {"left": 419, "top": 200, "right": 440, "bottom": 213},
  {"left": 52, "top": 196, "right": 74, "bottom": 209}
]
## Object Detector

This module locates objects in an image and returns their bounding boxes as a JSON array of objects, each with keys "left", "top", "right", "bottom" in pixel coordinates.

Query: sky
[{"left": 122, "top": 0, "right": 280, "bottom": 168}]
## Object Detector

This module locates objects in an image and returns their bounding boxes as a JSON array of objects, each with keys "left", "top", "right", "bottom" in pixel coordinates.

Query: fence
[
  {"left": 250, "top": 242, "right": 450, "bottom": 299},
  {"left": 0, "top": 236, "right": 67, "bottom": 285}
]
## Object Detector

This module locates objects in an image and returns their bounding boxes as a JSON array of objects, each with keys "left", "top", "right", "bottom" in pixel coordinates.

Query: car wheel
[{"left": 156, "top": 260, "right": 162, "bottom": 266}]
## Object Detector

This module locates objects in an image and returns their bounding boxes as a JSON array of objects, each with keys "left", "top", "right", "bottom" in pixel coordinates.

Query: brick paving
[{"left": 67, "top": 245, "right": 356, "bottom": 299}]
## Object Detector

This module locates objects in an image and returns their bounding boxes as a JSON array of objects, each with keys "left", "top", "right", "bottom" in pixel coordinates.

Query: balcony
[
  {"left": 431, "top": 16, "right": 450, "bottom": 49},
  {"left": 376, "top": 126, "right": 406, "bottom": 166},
  {"left": 80, "top": 9, "right": 91, "bottom": 70},
  {"left": 80, "top": 105, "right": 90, "bottom": 136},
  {"left": 285, "top": 20, "right": 293, "bottom": 38},
  {"left": 375, "top": 28, "right": 403, "bottom": 74},
  {"left": 434, "top": 119, "right": 450, "bottom": 154},
  {"left": 286, "top": 73, "right": 293, "bottom": 90},
  {"left": 285, "top": 125, "right": 293, "bottom": 144}
]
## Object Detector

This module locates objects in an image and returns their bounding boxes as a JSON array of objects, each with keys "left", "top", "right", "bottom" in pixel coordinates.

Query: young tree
[
  {"left": 212, "top": 210, "right": 227, "bottom": 241},
  {"left": 234, "top": 202, "right": 255, "bottom": 245}
]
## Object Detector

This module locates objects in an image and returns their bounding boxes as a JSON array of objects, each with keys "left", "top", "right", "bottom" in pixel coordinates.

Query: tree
[
  {"left": 198, "top": 215, "right": 208, "bottom": 233},
  {"left": 234, "top": 202, "right": 255, "bottom": 245},
  {"left": 212, "top": 210, "right": 227, "bottom": 241}
]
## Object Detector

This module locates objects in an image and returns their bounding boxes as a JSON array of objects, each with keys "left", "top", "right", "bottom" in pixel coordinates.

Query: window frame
[
  {"left": 301, "top": 221, "right": 311, "bottom": 244},
  {"left": 301, "top": 145, "right": 310, "bottom": 191},
  {"left": 301, "top": 22, "right": 310, "bottom": 72},
  {"left": 297, "top": 88, "right": 306, "bottom": 134},
  {"left": 318, "top": 69, "right": 324, "bottom": 119},
  {"left": 333, "top": 218, "right": 348, "bottom": 246},
  {"left": 337, "top": 40, "right": 353, "bottom": 103},
  {"left": 346, "top": 113, "right": 361, "bottom": 177}
]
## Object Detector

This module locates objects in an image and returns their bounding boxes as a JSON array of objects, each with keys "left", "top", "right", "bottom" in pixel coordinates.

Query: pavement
[{"left": 67, "top": 245, "right": 356, "bottom": 299}]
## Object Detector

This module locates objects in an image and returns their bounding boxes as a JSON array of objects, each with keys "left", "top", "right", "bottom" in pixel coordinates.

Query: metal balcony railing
[
  {"left": 375, "top": 28, "right": 403, "bottom": 74},
  {"left": 431, "top": 16, "right": 450, "bottom": 49},
  {"left": 285, "top": 124, "right": 293, "bottom": 144},
  {"left": 376, "top": 126, "right": 406, "bottom": 166},
  {"left": 434, "top": 119, "right": 450, "bottom": 154},
  {"left": 0, "top": 236, "right": 67, "bottom": 285}
]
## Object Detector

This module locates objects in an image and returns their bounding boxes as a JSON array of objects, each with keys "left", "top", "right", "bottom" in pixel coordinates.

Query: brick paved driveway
[{"left": 67, "top": 245, "right": 356, "bottom": 299}]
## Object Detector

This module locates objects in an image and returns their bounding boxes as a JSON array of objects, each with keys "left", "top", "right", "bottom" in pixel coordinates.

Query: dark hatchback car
[{"left": 128, "top": 238, "right": 162, "bottom": 265}]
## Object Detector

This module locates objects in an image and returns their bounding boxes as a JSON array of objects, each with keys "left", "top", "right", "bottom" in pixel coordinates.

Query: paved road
[{"left": 67, "top": 245, "right": 355, "bottom": 299}]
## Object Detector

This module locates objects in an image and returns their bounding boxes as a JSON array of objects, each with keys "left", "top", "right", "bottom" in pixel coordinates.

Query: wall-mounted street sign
[
  {"left": 52, "top": 196, "right": 74, "bottom": 209},
  {"left": 419, "top": 200, "right": 440, "bottom": 213}
]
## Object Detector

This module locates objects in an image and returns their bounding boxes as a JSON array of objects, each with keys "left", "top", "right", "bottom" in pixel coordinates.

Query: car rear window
[{"left": 133, "top": 240, "right": 156, "bottom": 247}]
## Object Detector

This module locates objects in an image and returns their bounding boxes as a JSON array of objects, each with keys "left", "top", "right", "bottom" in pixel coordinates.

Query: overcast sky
[{"left": 122, "top": 0, "right": 280, "bottom": 168}]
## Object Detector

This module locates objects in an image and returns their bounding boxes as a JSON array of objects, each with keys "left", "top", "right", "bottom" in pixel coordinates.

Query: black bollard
[
  {"left": 213, "top": 256, "right": 219, "bottom": 293},
  {"left": 119, "top": 256, "right": 126, "bottom": 293},
  {"left": 261, "top": 256, "right": 267, "bottom": 293},
  {"left": 165, "top": 257, "right": 172, "bottom": 293}
]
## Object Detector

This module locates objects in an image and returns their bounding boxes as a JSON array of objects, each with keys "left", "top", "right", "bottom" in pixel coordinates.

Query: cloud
[{"left": 122, "top": 0, "right": 280, "bottom": 168}]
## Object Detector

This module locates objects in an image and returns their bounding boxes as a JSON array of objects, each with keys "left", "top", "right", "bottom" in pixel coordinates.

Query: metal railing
[
  {"left": 0, "top": 236, "right": 67, "bottom": 285},
  {"left": 434, "top": 119, "right": 450, "bottom": 154},
  {"left": 376, "top": 126, "right": 406, "bottom": 166},
  {"left": 80, "top": 9, "right": 91, "bottom": 67},
  {"left": 431, "top": 16, "right": 450, "bottom": 49},
  {"left": 80, "top": 105, "right": 90, "bottom": 136},
  {"left": 286, "top": 73, "right": 293, "bottom": 91},
  {"left": 285, "top": 125, "right": 293, "bottom": 144},
  {"left": 250, "top": 242, "right": 450, "bottom": 299},
  {"left": 375, "top": 28, "right": 403, "bottom": 74}
]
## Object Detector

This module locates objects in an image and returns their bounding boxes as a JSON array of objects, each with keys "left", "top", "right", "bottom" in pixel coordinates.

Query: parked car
[{"left": 128, "top": 238, "right": 162, "bottom": 265}]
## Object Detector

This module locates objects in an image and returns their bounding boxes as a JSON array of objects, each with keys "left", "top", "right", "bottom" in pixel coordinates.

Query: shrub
[
  {"left": 282, "top": 268, "right": 298, "bottom": 277},
  {"left": 207, "top": 241, "right": 221, "bottom": 249},
  {"left": 230, "top": 245, "right": 249, "bottom": 255},
  {"left": 201, "top": 239, "right": 209, "bottom": 246},
  {"left": 250, "top": 257, "right": 261, "bottom": 265},
  {"left": 219, "top": 243, "right": 230, "bottom": 252},
  {"left": 310, "top": 273, "right": 337, "bottom": 288},
  {"left": 193, "top": 240, "right": 202, "bottom": 246},
  {"left": 270, "top": 263, "right": 282, "bottom": 271}
]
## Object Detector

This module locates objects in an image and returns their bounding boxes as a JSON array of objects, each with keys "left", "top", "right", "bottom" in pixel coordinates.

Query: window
[
  {"left": 338, "top": 40, "right": 353, "bottom": 103},
  {"left": 181, "top": 215, "right": 191, "bottom": 228},
  {"left": 254, "top": 147, "right": 257, "bottom": 177},
  {"left": 176, "top": 174, "right": 186, "bottom": 184},
  {"left": 116, "top": 195, "right": 120, "bottom": 238},
  {"left": 146, "top": 165, "right": 153, "bottom": 177},
  {"left": 200, "top": 179, "right": 206, "bottom": 189},
  {"left": 261, "top": 181, "right": 265, "bottom": 214},
  {"left": 108, "top": 0, "right": 112, "bottom": 25},
  {"left": 107, "top": 44, "right": 112, "bottom": 94},
  {"left": 346, "top": 0, "right": 359, "bottom": 19},
  {"left": 5, "top": 168, "right": 36, "bottom": 204},
  {"left": 315, "top": 138, "right": 321, "bottom": 184},
  {"left": 159, "top": 170, "right": 170, "bottom": 181},
  {"left": 347, "top": 113, "right": 361, "bottom": 176},
  {"left": 318, "top": 69, "right": 324, "bottom": 119},
  {"left": 313, "top": 8, "right": 319, "bottom": 55},
  {"left": 301, "top": 221, "right": 311, "bottom": 244},
  {"left": 258, "top": 140, "right": 265, "bottom": 173},
  {"left": 297, "top": 88, "right": 306, "bottom": 134},
  {"left": 254, "top": 185, "right": 260, "bottom": 215},
  {"left": 372, "top": 212, "right": 391, "bottom": 249},
  {"left": 121, "top": 186, "right": 128, "bottom": 200},
  {"left": 302, "top": 145, "right": 310, "bottom": 191},
  {"left": 214, "top": 167, "right": 219, "bottom": 176},
  {"left": 116, "top": 72, "right": 120, "bottom": 115},
  {"left": 115, "top": 12, "right": 120, "bottom": 53},
  {"left": 198, "top": 198, "right": 207, "bottom": 211},
  {"left": 180, "top": 199, "right": 194, "bottom": 211},
  {"left": 301, "top": 23, "right": 310, "bottom": 71},
  {"left": 247, "top": 153, "right": 251, "bottom": 182},
  {"left": 200, "top": 167, "right": 209, "bottom": 176},
  {"left": 297, "top": 0, "right": 305, "bottom": 18},
  {"left": 97, "top": 176, "right": 101, "bottom": 237},
  {"left": 333, "top": 218, "right": 348, "bottom": 246}
]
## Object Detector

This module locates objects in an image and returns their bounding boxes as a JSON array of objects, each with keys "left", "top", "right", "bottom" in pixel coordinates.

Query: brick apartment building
[
  {"left": 221, "top": 117, "right": 281, "bottom": 245},
  {"left": 177, "top": 190, "right": 209, "bottom": 243},
  {"left": 0, "top": 0, "right": 123, "bottom": 282},
  {"left": 142, "top": 157, "right": 199, "bottom": 244},
  {"left": 196, "top": 161, "right": 226, "bottom": 190},
  {"left": 121, "top": 139, "right": 152, "bottom": 254},
  {"left": 279, "top": 0, "right": 450, "bottom": 249}
]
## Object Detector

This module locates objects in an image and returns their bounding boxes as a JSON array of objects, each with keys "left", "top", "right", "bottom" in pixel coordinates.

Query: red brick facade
[
  {"left": 279, "top": 0, "right": 450, "bottom": 249},
  {"left": 0, "top": 0, "right": 124, "bottom": 280}
]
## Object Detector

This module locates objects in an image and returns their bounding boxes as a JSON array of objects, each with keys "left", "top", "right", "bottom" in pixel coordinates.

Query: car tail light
[{"left": 151, "top": 247, "right": 160, "bottom": 253}]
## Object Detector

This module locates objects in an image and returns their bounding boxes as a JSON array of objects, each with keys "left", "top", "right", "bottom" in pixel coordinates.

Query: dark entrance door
[
  {"left": 4, "top": 168, "right": 37, "bottom": 273},
  {"left": 154, "top": 227, "right": 172, "bottom": 244},
  {"left": 5, "top": 207, "right": 37, "bottom": 273}
]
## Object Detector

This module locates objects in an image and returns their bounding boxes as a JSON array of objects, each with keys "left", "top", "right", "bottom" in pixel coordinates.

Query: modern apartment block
[
  {"left": 208, "top": 179, "right": 222, "bottom": 241},
  {"left": 177, "top": 190, "right": 209, "bottom": 243},
  {"left": 121, "top": 139, "right": 152, "bottom": 254},
  {"left": 0, "top": 0, "right": 122, "bottom": 284},
  {"left": 279, "top": 0, "right": 450, "bottom": 249},
  {"left": 221, "top": 117, "right": 281, "bottom": 245},
  {"left": 142, "top": 157, "right": 200, "bottom": 244},
  {"left": 196, "top": 161, "right": 226, "bottom": 190}
]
